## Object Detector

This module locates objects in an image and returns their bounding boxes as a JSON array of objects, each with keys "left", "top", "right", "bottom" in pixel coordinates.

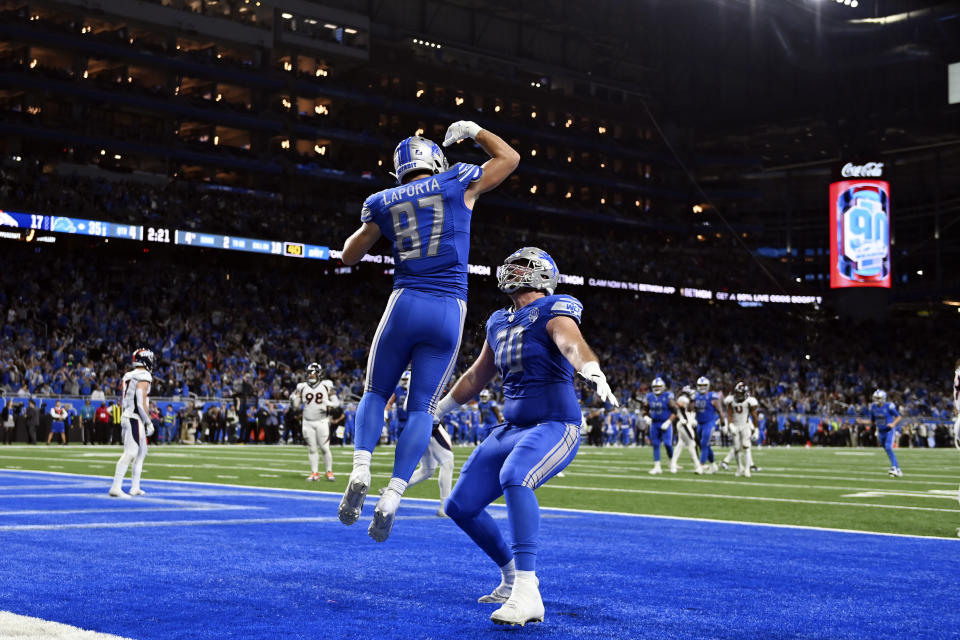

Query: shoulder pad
[
  {"left": 361, "top": 192, "right": 383, "bottom": 223},
  {"left": 454, "top": 163, "right": 482, "bottom": 185},
  {"left": 547, "top": 295, "right": 583, "bottom": 323},
  {"left": 724, "top": 395, "right": 734, "bottom": 404}
]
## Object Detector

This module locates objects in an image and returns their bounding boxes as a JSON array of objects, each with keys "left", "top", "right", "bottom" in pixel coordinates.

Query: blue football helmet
[
  {"left": 872, "top": 389, "right": 886, "bottom": 402},
  {"left": 391, "top": 136, "right": 448, "bottom": 184},
  {"left": 497, "top": 247, "right": 559, "bottom": 295},
  {"left": 651, "top": 377, "right": 666, "bottom": 394},
  {"left": 696, "top": 376, "right": 710, "bottom": 393}
]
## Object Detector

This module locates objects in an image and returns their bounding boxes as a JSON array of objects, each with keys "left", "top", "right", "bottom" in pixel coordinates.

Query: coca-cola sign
[{"left": 841, "top": 162, "right": 884, "bottom": 178}]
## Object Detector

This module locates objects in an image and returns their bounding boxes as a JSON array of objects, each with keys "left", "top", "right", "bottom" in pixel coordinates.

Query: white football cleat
[
  {"left": 668, "top": 464, "right": 678, "bottom": 474},
  {"left": 307, "top": 472, "right": 320, "bottom": 482},
  {"left": 490, "top": 575, "right": 544, "bottom": 626},
  {"left": 129, "top": 488, "right": 146, "bottom": 496},
  {"left": 734, "top": 468, "right": 744, "bottom": 477},
  {"left": 436, "top": 507, "right": 447, "bottom": 518},
  {"left": 368, "top": 488, "right": 401, "bottom": 542},
  {"left": 744, "top": 468, "right": 751, "bottom": 478},
  {"left": 648, "top": 466, "right": 662, "bottom": 475},
  {"left": 720, "top": 461, "right": 729, "bottom": 471},
  {"left": 478, "top": 583, "right": 513, "bottom": 604},
  {"left": 888, "top": 467, "right": 903, "bottom": 478},
  {"left": 108, "top": 488, "right": 131, "bottom": 498},
  {"left": 338, "top": 466, "right": 371, "bottom": 526}
]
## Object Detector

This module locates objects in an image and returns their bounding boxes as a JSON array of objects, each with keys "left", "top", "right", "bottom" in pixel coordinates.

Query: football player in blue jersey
[
  {"left": 339, "top": 122, "right": 520, "bottom": 541},
  {"left": 477, "top": 389, "right": 503, "bottom": 443},
  {"left": 870, "top": 389, "right": 903, "bottom": 477},
  {"left": 694, "top": 376, "right": 724, "bottom": 474},
  {"left": 644, "top": 377, "right": 678, "bottom": 474},
  {"left": 434, "top": 247, "right": 618, "bottom": 627},
  {"left": 384, "top": 370, "right": 411, "bottom": 444}
]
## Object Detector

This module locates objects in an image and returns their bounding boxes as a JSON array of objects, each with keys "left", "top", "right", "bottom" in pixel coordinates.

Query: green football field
[{"left": 1, "top": 443, "right": 957, "bottom": 539}]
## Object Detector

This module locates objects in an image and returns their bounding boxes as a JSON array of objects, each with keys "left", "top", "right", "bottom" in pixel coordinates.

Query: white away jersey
[
  {"left": 121, "top": 368, "right": 152, "bottom": 419},
  {"left": 725, "top": 395, "right": 759, "bottom": 428},
  {"left": 954, "top": 368, "right": 959, "bottom": 413},
  {"left": 294, "top": 380, "right": 338, "bottom": 421}
]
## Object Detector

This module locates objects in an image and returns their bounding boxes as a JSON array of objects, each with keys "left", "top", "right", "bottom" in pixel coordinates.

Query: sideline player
[
  {"left": 108, "top": 349, "right": 154, "bottom": 497},
  {"left": 384, "top": 370, "right": 411, "bottom": 444},
  {"left": 720, "top": 382, "right": 759, "bottom": 477},
  {"left": 435, "top": 247, "right": 617, "bottom": 627},
  {"left": 644, "top": 377, "right": 676, "bottom": 475},
  {"left": 291, "top": 363, "right": 339, "bottom": 481},
  {"left": 400, "top": 419, "right": 455, "bottom": 517},
  {"left": 953, "top": 359, "right": 960, "bottom": 449},
  {"left": 870, "top": 389, "right": 903, "bottom": 477},
  {"left": 694, "top": 376, "right": 724, "bottom": 473},
  {"left": 338, "top": 121, "right": 520, "bottom": 540},
  {"left": 669, "top": 386, "right": 702, "bottom": 474}
]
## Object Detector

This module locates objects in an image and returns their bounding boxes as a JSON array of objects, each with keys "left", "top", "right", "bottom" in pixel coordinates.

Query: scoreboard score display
[{"left": 829, "top": 162, "right": 891, "bottom": 289}]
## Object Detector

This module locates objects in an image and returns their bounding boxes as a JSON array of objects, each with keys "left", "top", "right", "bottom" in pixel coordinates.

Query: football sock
[
  {"left": 504, "top": 485, "right": 539, "bottom": 572},
  {"left": 438, "top": 463, "right": 452, "bottom": 501},
  {"left": 745, "top": 449, "right": 755, "bottom": 470},
  {"left": 352, "top": 449, "right": 371, "bottom": 470},
  {"left": 130, "top": 452, "right": 145, "bottom": 492},
  {"left": 354, "top": 393, "right": 387, "bottom": 454},
  {"left": 392, "top": 411, "right": 433, "bottom": 481},
  {"left": 308, "top": 451, "right": 319, "bottom": 474},
  {"left": 111, "top": 451, "right": 134, "bottom": 491},
  {"left": 500, "top": 558, "right": 517, "bottom": 585},
  {"left": 386, "top": 476, "right": 408, "bottom": 496},
  {"left": 321, "top": 447, "right": 333, "bottom": 474}
]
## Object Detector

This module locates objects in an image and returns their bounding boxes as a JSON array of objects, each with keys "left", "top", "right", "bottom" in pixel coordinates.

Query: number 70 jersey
[
  {"left": 361, "top": 163, "right": 482, "bottom": 301},
  {"left": 485, "top": 294, "right": 584, "bottom": 427}
]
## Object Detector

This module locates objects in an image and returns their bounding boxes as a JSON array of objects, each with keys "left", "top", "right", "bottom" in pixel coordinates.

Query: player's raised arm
[
  {"left": 436, "top": 341, "right": 498, "bottom": 416},
  {"left": 342, "top": 222, "right": 382, "bottom": 266},
  {"left": 545, "top": 315, "right": 618, "bottom": 407},
  {"left": 442, "top": 121, "right": 520, "bottom": 207}
]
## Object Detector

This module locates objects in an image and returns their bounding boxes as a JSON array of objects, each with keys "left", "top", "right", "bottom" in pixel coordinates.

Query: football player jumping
[
  {"left": 291, "top": 363, "right": 339, "bottom": 481},
  {"left": 436, "top": 247, "right": 617, "bottom": 627},
  {"left": 339, "top": 121, "right": 520, "bottom": 542}
]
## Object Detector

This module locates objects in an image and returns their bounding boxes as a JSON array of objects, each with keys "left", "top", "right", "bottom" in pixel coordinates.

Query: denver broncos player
[
  {"left": 339, "top": 121, "right": 520, "bottom": 541},
  {"left": 669, "top": 386, "right": 702, "bottom": 474},
  {"left": 870, "top": 389, "right": 903, "bottom": 477},
  {"left": 435, "top": 247, "right": 617, "bottom": 627},
  {"left": 291, "top": 363, "right": 339, "bottom": 481},
  {"left": 644, "top": 377, "right": 677, "bottom": 474},
  {"left": 722, "top": 381, "right": 759, "bottom": 478},
  {"left": 953, "top": 359, "right": 960, "bottom": 449},
  {"left": 109, "top": 349, "right": 154, "bottom": 498}
]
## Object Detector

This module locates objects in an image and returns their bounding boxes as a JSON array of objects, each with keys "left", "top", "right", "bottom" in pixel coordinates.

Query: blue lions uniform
[
  {"left": 695, "top": 391, "right": 722, "bottom": 464},
  {"left": 353, "top": 161, "right": 482, "bottom": 479},
  {"left": 343, "top": 406, "right": 356, "bottom": 445},
  {"left": 478, "top": 397, "right": 500, "bottom": 442},
  {"left": 871, "top": 401, "right": 901, "bottom": 469},
  {"left": 445, "top": 293, "right": 584, "bottom": 572},
  {"left": 646, "top": 391, "right": 675, "bottom": 462}
]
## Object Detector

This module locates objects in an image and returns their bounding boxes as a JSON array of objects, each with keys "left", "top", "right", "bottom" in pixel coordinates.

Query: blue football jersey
[
  {"left": 646, "top": 391, "right": 675, "bottom": 423},
  {"left": 478, "top": 399, "right": 499, "bottom": 425},
  {"left": 394, "top": 385, "right": 409, "bottom": 421},
  {"left": 486, "top": 294, "right": 583, "bottom": 426},
  {"left": 871, "top": 401, "right": 900, "bottom": 429},
  {"left": 361, "top": 163, "right": 482, "bottom": 300},
  {"left": 695, "top": 391, "right": 721, "bottom": 425}
]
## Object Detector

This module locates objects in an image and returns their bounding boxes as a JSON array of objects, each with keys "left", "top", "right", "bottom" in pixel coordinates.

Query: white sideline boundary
[
  {"left": 0, "top": 611, "right": 133, "bottom": 640},
  {"left": 2, "top": 468, "right": 958, "bottom": 542}
]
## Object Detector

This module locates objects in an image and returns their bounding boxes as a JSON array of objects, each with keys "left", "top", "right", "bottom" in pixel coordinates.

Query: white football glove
[
  {"left": 660, "top": 419, "right": 672, "bottom": 433},
  {"left": 442, "top": 120, "right": 482, "bottom": 147},
  {"left": 577, "top": 361, "right": 618, "bottom": 407},
  {"left": 145, "top": 422, "right": 155, "bottom": 437}
]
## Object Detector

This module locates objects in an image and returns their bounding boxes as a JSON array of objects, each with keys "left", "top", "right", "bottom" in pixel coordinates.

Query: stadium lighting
[
  {"left": 29, "top": 59, "right": 37, "bottom": 69},
  {"left": 213, "top": 136, "right": 219, "bottom": 146},
  {"left": 530, "top": 185, "right": 538, "bottom": 194},
  {"left": 597, "top": 125, "right": 607, "bottom": 134},
  {"left": 324, "top": 23, "right": 338, "bottom": 29},
  {"left": 635, "top": 200, "right": 641, "bottom": 207},
  {"left": 916, "top": 270, "right": 923, "bottom": 275},
  {"left": 314, "top": 144, "right": 326, "bottom": 155},
  {"left": 280, "top": 12, "right": 293, "bottom": 19},
  {"left": 600, "top": 197, "right": 606, "bottom": 204},
  {"left": 454, "top": 96, "right": 464, "bottom": 106},
  {"left": 795, "top": 277, "right": 802, "bottom": 283},
  {"left": 415, "top": 128, "right": 424, "bottom": 136},
  {"left": 565, "top": 191, "right": 572, "bottom": 199},
  {"left": 494, "top": 104, "right": 501, "bottom": 112},
  {"left": 692, "top": 205, "right": 703, "bottom": 213},
  {"left": 345, "top": 28, "right": 358, "bottom": 34},
  {"left": 100, "top": 149, "right": 105, "bottom": 155},
  {"left": 565, "top": 118, "right": 573, "bottom": 128},
  {"left": 530, "top": 110, "right": 537, "bottom": 118},
  {"left": 113, "top": 154, "right": 121, "bottom": 159},
  {"left": 530, "top": 149, "right": 537, "bottom": 156},
  {"left": 416, "top": 89, "right": 424, "bottom": 98}
]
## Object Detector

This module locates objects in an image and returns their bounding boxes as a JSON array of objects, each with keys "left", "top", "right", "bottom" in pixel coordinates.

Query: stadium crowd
[{"left": 0, "top": 242, "right": 954, "bottom": 449}]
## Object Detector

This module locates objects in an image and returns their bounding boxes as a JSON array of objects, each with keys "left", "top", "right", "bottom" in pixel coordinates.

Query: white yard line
[
  {"left": 0, "top": 611, "right": 133, "bottom": 640},
  {"left": 0, "top": 514, "right": 439, "bottom": 532}
]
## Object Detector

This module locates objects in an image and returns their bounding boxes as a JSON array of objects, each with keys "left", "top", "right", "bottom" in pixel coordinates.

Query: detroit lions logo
[{"left": 528, "top": 308, "right": 539, "bottom": 324}]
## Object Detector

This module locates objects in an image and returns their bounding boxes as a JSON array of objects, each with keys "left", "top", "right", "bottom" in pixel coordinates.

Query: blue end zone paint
[{"left": 0, "top": 470, "right": 958, "bottom": 640}]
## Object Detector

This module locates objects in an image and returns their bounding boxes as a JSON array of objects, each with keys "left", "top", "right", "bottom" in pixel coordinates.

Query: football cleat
[
  {"left": 368, "top": 488, "right": 401, "bottom": 543},
  {"left": 490, "top": 576, "right": 544, "bottom": 627},
  {"left": 888, "top": 467, "right": 903, "bottom": 478},
  {"left": 129, "top": 488, "right": 146, "bottom": 496},
  {"left": 108, "top": 488, "right": 131, "bottom": 498},
  {"left": 720, "top": 461, "right": 729, "bottom": 471},
  {"left": 338, "top": 467, "right": 371, "bottom": 526},
  {"left": 694, "top": 467, "right": 705, "bottom": 475},
  {"left": 479, "top": 583, "right": 513, "bottom": 604},
  {"left": 436, "top": 507, "right": 447, "bottom": 518},
  {"left": 668, "top": 464, "right": 679, "bottom": 474},
  {"left": 325, "top": 471, "right": 335, "bottom": 482},
  {"left": 734, "top": 468, "right": 744, "bottom": 478},
  {"left": 744, "top": 468, "right": 752, "bottom": 478},
  {"left": 648, "top": 466, "right": 662, "bottom": 475},
  {"left": 307, "top": 472, "right": 320, "bottom": 482}
]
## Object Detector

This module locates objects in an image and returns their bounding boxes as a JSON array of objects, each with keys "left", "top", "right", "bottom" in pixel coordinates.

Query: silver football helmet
[
  {"left": 496, "top": 247, "right": 559, "bottom": 296},
  {"left": 651, "top": 377, "right": 666, "bottom": 394},
  {"left": 391, "top": 135, "right": 448, "bottom": 184},
  {"left": 399, "top": 370, "right": 411, "bottom": 389},
  {"left": 696, "top": 376, "right": 710, "bottom": 393},
  {"left": 872, "top": 389, "right": 886, "bottom": 402},
  {"left": 479, "top": 389, "right": 491, "bottom": 401}
]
